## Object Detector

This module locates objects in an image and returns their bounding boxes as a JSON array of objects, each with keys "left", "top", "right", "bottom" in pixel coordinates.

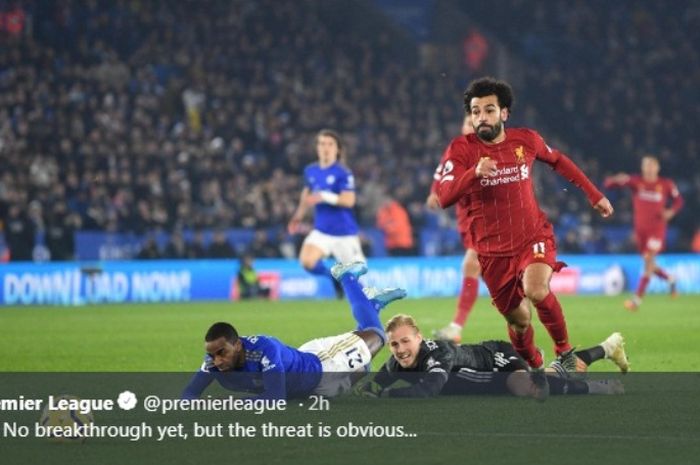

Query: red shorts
[
  {"left": 478, "top": 233, "right": 565, "bottom": 315},
  {"left": 634, "top": 230, "right": 665, "bottom": 254}
]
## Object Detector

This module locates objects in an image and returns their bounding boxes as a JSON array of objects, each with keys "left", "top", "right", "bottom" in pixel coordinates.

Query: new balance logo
[{"left": 533, "top": 241, "right": 545, "bottom": 258}]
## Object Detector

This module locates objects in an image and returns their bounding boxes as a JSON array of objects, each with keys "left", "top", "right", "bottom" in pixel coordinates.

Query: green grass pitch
[
  {"left": 1, "top": 294, "right": 699, "bottom": 371},
  {"left": 1, "top": 294, "right": 699, "bottom": 465}
]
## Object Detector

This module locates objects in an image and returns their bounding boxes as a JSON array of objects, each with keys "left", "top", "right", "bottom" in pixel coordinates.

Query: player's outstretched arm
[
  {"left": 533, "top": 131, "right": 607, "bottom": 209},
  {"left": 353, "top": 365, "right": 394, "bottom": 398},
  {"left": 382, "top": 370, "right": 448, "bottom": 398},
  {"left": 545, "top": 154, "right": 604, "bottom": 203},
  {"left": 181, "top": 371, "right": 215, "bottom": 399},
  {"left": 603, "top": 173, "right": 631, "bottom": 189},
  {"left": 288, "top": 187, "right": 311, "bottom": 234}
]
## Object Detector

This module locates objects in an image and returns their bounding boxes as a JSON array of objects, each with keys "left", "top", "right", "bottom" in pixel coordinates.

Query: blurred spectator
[
  {"left": 463, "top": 29, "right": 489, "bottom": 71},
  {"left": 4, "top": 204, "right": 35, "bottom": 261},
  {"left": 248, "top": 230, "right": 281, "bottom": 258},
  {"left": 207, "top": 230, "right": 236, "bottom": 259},
  {"left": 163, "top": 230, "right": 188, "bottom": 259},
  {"left": 136, "top": 236, "right": 161, "bottom": 260},
  {"left": 0, "top": 2, "right": 26, "bottom": 39},
  {"left": 560, "top": 230, "right": 584, "bottom": 254},
  {"left": 274, "top": 230, "right": 298, "bottom": 259},
  {"left": 692, "top": 228, "right": 700, "bottom": 254},
  {"left": 45, "top": 202, "right": 81, "bottom": 261},
  {"left": 186, "top": 231, "right": 207, "bottom": 259},
  {"left": 376, "top": 197, "right": 415, "bottom": 256},
  {"left": 237, "top": 255, "right": 271, "bottom": 300}
]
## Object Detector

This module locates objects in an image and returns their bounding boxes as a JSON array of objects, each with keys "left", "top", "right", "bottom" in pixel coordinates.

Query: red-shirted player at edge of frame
[
  {"left": 426, "top": 115, "right": 482, "bottom": 344},
  {"left": 436, "top": 77, "right": 614, "bottom": 371},
  {"left": 604, "top": 156, "right": 684, "bottom": 311}
]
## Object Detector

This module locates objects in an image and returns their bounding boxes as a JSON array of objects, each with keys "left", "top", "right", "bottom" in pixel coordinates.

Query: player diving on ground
[{"left": 182, "top": 262, "right": 406, "bottom": 399}]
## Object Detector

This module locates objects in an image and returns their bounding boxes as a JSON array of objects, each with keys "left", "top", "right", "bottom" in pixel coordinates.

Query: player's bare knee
[
  {"left": 463, "top": 250, "right": 481, "bottom": 277},
  {"left": 523, "top": 283, "right": 549, "bottom": 304},
  {"left": 463, "top": 261, "right": 480, "bottom": 278},
  {"left": 300, "top": 257, "right": 317, "bottom": 270},
  {"left": 508, "top": 320, "right": 529, "bottom": 333}
]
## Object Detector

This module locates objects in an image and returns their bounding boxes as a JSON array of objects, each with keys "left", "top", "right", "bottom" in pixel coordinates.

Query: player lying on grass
[
  {"left": 356, "top": 313, "right": 629, "bottom": 400},
  {"left": 182, "top": 262, "right": 406, "bottom": 399}
]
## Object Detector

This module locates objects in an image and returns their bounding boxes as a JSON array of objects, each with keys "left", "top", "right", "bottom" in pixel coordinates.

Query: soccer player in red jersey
[
  {"left": 426, "top": 116, "right": 481, "bottom": 343},
  {"left": 436, "top": 77, "right": 614, "bottom": 370},
  {"left": 604, "top": 156, "right": 684, "bottom": 311}
]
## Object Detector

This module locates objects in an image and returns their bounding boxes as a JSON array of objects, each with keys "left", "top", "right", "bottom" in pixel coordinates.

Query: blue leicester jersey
[
  {"left": 182, "top": 335, "right": 322, "bottom": 399},
  {"left": 304, "top": 162, "right": 359, "bottom": 235}
]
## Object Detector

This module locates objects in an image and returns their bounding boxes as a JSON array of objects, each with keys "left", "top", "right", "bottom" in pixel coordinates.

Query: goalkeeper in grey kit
[{"left": 358, "top": 314, "right": 629, "bottom": 399}]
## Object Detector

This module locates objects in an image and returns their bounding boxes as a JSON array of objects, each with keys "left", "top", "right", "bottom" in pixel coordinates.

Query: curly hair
[
  {"left": 463, "top": 77, "right": 514, "bottom": 113},
  {"left": 205, "top": 322, "right": 239, "bottom": 344}
]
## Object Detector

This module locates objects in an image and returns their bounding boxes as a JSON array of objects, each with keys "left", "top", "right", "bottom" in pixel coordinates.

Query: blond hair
[{"left": 385, "top": 314, "right": 420, "bottom": 334}]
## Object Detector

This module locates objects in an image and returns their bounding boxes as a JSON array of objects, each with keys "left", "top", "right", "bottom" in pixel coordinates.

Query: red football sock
[
  {"left": 452, "top": 277, "right": 478, "bottom": 326},
  {"left": 654, "top": 268, "right": 670, "bottom": 281},
  {"left": 636, "top": 275, "right": 650, "bottom": 298},
  {"left": 508, "top": 324, "right": 542, "bottom": 368},
  {"left": 534, "top": 292, "right": 572, "bottom": 355}
]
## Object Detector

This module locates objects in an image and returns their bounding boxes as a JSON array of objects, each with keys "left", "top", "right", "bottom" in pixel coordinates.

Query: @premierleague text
[{"left": 1, "top": 395, "right": 289, "bottom": 415}]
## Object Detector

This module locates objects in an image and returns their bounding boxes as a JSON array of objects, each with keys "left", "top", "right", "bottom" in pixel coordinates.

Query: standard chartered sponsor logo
[
  {"left": 638, "top": 189, "right": 663, "bottom": 202},
  {"left": 480, "top": 165, "right": 528, "bottom": 187}
]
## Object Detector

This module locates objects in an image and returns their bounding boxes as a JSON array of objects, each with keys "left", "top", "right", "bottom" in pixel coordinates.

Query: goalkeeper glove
[{"left": 354, "top": 380, "right": 384, "bottom": 398}]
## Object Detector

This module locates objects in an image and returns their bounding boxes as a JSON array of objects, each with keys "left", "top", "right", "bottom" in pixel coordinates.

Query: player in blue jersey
[
  {"left": 287, "top": 129, "right": 365, "bottom": 297},
  {"left": 182, "top": 262, "right": 407, "bottom": 399}
]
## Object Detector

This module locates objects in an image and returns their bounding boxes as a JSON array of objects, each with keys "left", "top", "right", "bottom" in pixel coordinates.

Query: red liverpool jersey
[
  {"left": 436, "top": 128, "right": 603, "bottom": 256},
  {"left": 605, "top": 175, "right": 683, "bottom": 234}
]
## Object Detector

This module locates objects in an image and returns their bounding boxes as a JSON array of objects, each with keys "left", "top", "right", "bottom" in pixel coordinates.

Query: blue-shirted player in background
[
  {"left": 182, "top": 262, "right": 406, "bottom": 399},
  {"left": 287, "top": 129, "right": 365, "bottom": 297}
]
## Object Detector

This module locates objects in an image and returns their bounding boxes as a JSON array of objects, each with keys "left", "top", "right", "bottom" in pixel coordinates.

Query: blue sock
[
  {"left": 307, "top": 261, "right": 332, "bottom": 278},
  {"left": 371, "top": 300, "right": 385, "bottom": 313},
  {"left": 341, "top": 274, "right": 385, "bottom": 344}
]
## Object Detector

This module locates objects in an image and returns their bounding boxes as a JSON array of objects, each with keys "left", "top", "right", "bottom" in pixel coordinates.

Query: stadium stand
[{"left": 0, "top": 0, "right": 695, "bottom": 260}]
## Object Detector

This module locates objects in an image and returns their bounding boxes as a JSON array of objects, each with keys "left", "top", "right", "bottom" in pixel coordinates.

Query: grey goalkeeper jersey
[{"left": 374, "top": 339, "right": 525, "bottom": 397}]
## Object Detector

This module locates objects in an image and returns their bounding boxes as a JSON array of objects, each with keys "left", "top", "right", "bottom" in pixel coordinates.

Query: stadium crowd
[
  {"left": 0, "top": 0, "right": 696, "bottom": 260},
  {"left": 458, "top": 0, "right": 699, "bottom": 251}
]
